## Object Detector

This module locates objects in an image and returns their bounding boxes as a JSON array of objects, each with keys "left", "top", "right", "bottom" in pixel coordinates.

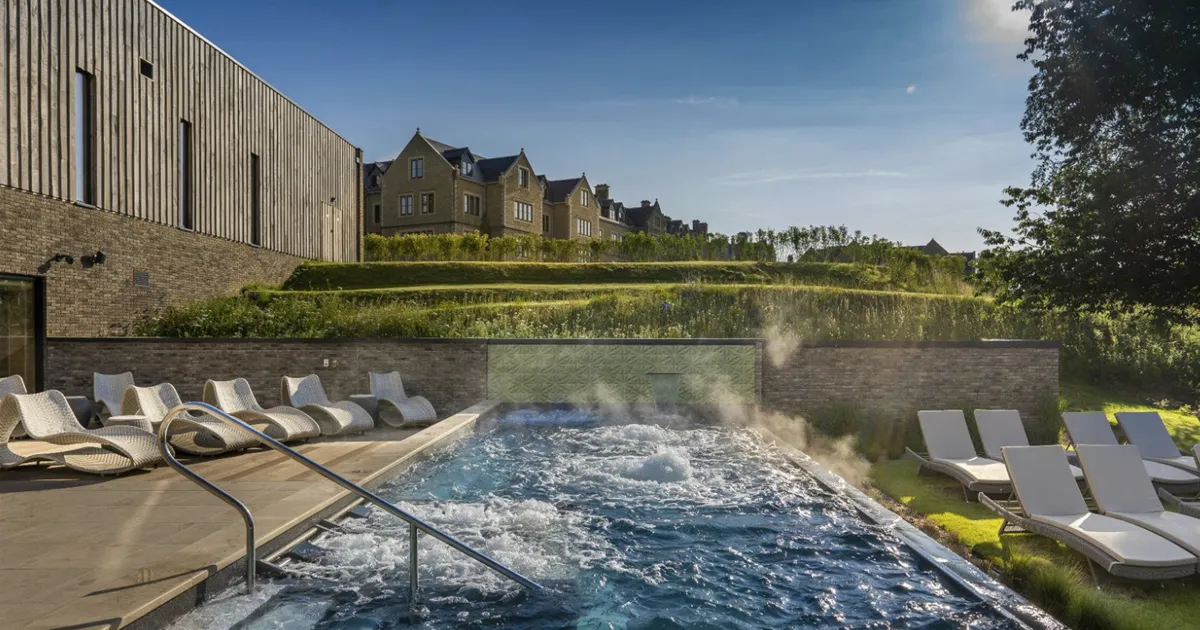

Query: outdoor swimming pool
[{"left": 173, "top": 409, "right": 1023, "bottom": 629}]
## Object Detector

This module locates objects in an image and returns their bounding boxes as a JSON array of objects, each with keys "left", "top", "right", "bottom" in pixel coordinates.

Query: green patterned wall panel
[{"left": 487, "top": 344, "right": 757, "bottom": 404}]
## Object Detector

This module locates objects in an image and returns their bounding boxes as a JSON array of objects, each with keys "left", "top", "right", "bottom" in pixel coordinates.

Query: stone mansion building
[{"left": 363, "top": 130, "right": 707, "bottom": 241}]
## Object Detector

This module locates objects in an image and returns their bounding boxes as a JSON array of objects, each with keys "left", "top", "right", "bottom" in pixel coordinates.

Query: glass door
[{"left": 0, "top": 275, "right": 41, "bottom": 388}]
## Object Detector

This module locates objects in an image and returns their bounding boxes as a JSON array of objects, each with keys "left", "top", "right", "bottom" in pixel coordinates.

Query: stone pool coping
[{"left": 756, "top": 427, "right": 1065, "bottom": 630}]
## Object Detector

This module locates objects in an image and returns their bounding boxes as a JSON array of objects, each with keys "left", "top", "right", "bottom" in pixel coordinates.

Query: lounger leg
[{"left": 1086, "top": 559, "right": 1103, "bottom": 589}]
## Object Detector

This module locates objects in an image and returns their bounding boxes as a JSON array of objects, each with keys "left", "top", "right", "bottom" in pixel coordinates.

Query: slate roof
[
  {"left": 544, "top": 178, "right": 581, "bottom": 203},
  {"left": 476, "top": 155, "right": 521, "bottom": 182},
  {"left": 424, "top": 137, "right": 459, "bottom": 155}
]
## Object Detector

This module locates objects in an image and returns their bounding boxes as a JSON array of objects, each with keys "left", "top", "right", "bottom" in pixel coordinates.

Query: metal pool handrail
[{"left": 157, "top": 402, "right": 542, "bottom": 598}]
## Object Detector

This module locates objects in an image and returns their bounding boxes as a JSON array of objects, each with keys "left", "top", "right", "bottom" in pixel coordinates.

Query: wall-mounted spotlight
[
  {"left": 38, "top": 253, "right": 74, "bottom": 273},
  {"left": 82, "top": 250, "right": 107, "bottom": 268}
]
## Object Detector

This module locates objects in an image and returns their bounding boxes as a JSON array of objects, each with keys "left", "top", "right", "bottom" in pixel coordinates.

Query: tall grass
[{"left": 136, "top": 285, "right": 1200, "bottom": 396}]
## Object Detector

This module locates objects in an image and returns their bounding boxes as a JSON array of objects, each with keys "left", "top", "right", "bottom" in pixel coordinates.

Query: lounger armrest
[
  {"left": 349, "top": 394, "right": 378, "bottom": 420},
  {"left": 1158, "top": 486, "right": 1186, "bottom": 508},
  {"left": 979, "top": 493, "right": 1021, "bottom": 521},
  {"left": 64, "top": 395, "right": 93, "bottom": 426}
]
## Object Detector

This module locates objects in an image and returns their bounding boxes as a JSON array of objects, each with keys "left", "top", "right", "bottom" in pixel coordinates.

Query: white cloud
[
  {"left": 906, "top": 84, "right": 917, "bottom": 95},
  {"left": 673, "top": 95, "right": 740, "bottom": 107},
  {"left": 721, "top": 169, "right": 908, "bottom": 186},
  {"left": 964, "top": 0, "right": 1031, "bottom": 45}
]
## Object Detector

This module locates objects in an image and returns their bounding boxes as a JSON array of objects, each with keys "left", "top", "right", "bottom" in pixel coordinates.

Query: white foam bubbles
[
  {"left": 618, "top": 449, "right": 693, "bottom": 483},
  {"left": 294, "top": 497, "right": 612, "bottom": 597}
]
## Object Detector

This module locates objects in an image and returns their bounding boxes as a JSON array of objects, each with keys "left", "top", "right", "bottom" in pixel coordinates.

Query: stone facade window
[
  {"left": 410, "top": 158, "right": 423, "bottom": 179},
  {"left": 421, "top": 192, "right": 435, "bottom": 214},
  {"left": 514, "top": 201, "right": 533, "bottom": 222},
  {"left": 463, "top": 194, "right": 481, "bottom": 216},
  {"left": 518, "top": 167, "right": 529, "bottom": 188},
  {"left": 400, "top": 195, "right": 413, "bottom": 216},
  {"left": 577, "top": 219, "right": 592, "bottom": 236}
]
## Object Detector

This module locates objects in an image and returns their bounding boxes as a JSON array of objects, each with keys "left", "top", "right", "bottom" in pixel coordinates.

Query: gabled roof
[
  {"left": 544, "top": 177, "right": 582, "bottom": 203},
  {"left": 424, "top": 137, "right": 459, "bottom": 155},
  {"left": 477, "top": 155, "right": 521, "bottom": 182}
]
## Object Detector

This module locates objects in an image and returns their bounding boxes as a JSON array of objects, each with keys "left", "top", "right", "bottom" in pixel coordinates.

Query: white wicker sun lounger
[
  {"left": 203, "top": 378, "right": 320, "bottom": 442},
  {"left": 93, "top": 372, "right": 135, "bottom": 422},
  {"left": 1076, "top": 444, "right": 1200, "bottom": 558},
  {"left": 1063, "top": 411, "right": 1200, "bottom": 492},
  {"left": 974, "top": 409, "right": 1084, "bottom": 481},
  {"left": 3, "top": 375, "right": 93, "bottom": 438},
  {"left": 0, "top": 390, "right": 162, "bottom": 475},
  {"left": 905, "top": 410, "right": 1011, "bottom": 499},
  {"left": 368, "top": 371, "right": 437, "bottom": 428},
  {"left": 1115, "top": 411, "right": 1198, "bottom": 473},
  {"left": 281, "top": 375, "right": 374, "bottom": 436},
  {"left": 980, "top": 445, "right": 1196, "bottom": 581},
  {"left": 123, "top": 383, "right": 258, "bottom": 455}
]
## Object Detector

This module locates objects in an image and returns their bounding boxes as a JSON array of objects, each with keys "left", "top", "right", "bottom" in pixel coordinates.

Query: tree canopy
[{"left": 979, "top": 0, "right": 1200, "bottom": 322}]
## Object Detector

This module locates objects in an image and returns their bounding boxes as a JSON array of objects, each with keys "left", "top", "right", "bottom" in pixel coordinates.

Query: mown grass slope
[{"left": 283, "top": 260, "right": 971, "bottom": 294}]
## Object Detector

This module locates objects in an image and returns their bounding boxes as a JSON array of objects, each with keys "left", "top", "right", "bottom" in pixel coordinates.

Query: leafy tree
[{"left": 979, "top": 0, "right": 1200, "bottom": 322}]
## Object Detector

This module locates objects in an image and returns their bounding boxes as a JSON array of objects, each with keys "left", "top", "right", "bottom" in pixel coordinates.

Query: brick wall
[
  {"left": 760, "top": 340, "right": 1060, "bottom": 420},
  {"left": 44, "top": 338, "right": 488, "bottom": 414},
  {"left": 43, "top": 338, "right": 1058, "bottom": 421},
  {"left": 0, "top": 186, "right": 302, "bottom": 337}
]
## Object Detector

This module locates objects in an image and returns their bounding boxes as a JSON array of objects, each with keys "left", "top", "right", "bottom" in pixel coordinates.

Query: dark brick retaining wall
[
  {"left": 44, "top": 339, "right": 488, "bottom": 414},
  {"left": 758, "top": 340, "right": 1061, "bottom": 420},
  {"left": 45, "top": 338, "right": 1058, "bottom": 420}
]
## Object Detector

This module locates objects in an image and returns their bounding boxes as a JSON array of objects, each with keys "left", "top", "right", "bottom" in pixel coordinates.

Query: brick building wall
[
  {"left": 759, "top": 340, "right": 1060, "bottom": 420},
  {"left": 44, "top": 338, "right": 488, "bottom": 415},
  {"left": 0, "top": 186, "right": 302, "bottom": 337}
]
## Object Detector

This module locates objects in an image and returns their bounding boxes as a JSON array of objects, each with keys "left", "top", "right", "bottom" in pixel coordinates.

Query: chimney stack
[
  {"left": 595, "top": 183, "right": 610, "bottom": 201},
  {"left": 641, "top": 200, "right": 651, "bottom": 208}
]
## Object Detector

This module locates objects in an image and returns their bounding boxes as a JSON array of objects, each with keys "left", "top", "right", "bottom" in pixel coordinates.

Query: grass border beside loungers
[{"left": 868, "top": 382, "right": 1200, "bottom": 630}]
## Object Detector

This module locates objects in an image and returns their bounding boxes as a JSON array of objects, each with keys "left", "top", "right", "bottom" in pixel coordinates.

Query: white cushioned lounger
[
  {"left": 1116, "top": 411, "right": 1197, "bottom": 473},
  {"left": 282, "top": 375, "right": 374, "bottom": 436},
  {"left": 203, "top": 378, "right": 320, "bottom": 443},
  {"left": 909, "top": 410, "right": 1010, "bottom": 495},
  {"left": 1076, "top": 444, "right": 1200, "bottom": 557},
  {"left": 974, "top": 409, "right": 1084, "bottom": 480},
  {"left": 1063, "top": 412, "right": 1200, "bottom": 487},
  {"left": 1000, "top": 445, "right": 1194, "bottom": 573}
]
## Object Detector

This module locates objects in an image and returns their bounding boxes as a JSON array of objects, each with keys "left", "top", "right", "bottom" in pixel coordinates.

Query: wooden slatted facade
[{"left": 0, "top": 0, "right": 361, "bottom": 261}]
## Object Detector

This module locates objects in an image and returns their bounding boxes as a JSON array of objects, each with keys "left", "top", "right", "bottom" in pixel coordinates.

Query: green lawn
[{"left": 868, "top": 385, "right": 1200, "bottom": 630}]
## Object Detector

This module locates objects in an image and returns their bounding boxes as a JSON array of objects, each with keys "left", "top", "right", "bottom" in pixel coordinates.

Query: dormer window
[
  {"left": 460, "top": 160, "right": 473, "bottom": 176},
  {"left": 372, "top": 174, "right": 381, "bottom": 187}
]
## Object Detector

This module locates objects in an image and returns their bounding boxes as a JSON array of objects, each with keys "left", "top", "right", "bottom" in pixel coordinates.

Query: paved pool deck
[{"left": 0, "top": 401, "right": 496, "bottom": 630}]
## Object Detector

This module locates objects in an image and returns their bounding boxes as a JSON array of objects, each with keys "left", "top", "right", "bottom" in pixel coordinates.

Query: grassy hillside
[
  {"left": 282, "top": 261, "right": 971, "bottom": 294},
  {"left": 140, "top": 261, "right": 1200, "bottom": 398}
]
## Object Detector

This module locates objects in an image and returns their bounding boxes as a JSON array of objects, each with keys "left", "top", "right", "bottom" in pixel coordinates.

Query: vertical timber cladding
[
  {"left": 486, "top": 340, "right": 759, "bottom": 405},
  {"left": 0, "top": 0, "right": 359, "bottom": 261}
]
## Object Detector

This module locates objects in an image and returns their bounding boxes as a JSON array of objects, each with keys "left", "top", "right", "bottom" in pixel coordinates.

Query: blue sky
[{"left": 159, "top": 0, "right": 1033, "bottom": 251}]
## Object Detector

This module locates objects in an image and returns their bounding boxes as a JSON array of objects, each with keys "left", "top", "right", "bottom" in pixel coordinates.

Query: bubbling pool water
[{"left": 170, "top": 411, "right": 1019, "bottom": 629}]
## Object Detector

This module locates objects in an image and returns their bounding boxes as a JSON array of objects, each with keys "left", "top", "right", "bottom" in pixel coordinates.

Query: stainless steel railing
[{"left": 157, "top": 402, "right": 542, "bottom": 599}]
